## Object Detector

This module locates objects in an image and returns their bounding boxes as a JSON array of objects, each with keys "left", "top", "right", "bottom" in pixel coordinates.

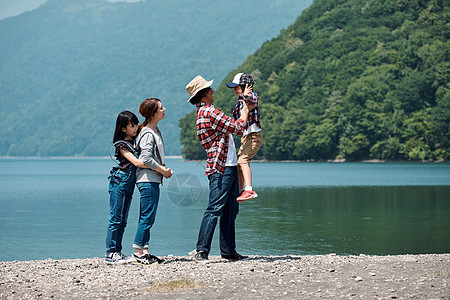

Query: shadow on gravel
[
  {"left": 243, "top": 255, "right": 303, "bottom": 262},
  {"left": 154, "top": 255, "right": 303, "bottom": 266},
  {"left": 172, "top": 255, "right": 303, "bottom": 264}
]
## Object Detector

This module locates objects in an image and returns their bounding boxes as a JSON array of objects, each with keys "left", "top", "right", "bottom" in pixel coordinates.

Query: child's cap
[{"left": 226, "top": 73, "right": 254, "bottom": 88}]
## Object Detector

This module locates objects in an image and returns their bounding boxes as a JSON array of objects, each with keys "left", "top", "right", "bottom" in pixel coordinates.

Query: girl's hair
[
  {"left": 138, "top": 98, "right": 161, "bottom": 132},
  {"left": 190, "top": 87, "right": 212, "bottom": 105},
  {"left": 113, "top": 111, "right": 139, "bottom": 143}
]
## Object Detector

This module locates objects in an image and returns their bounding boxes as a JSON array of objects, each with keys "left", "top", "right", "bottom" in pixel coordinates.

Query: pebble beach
[{"left": 1, "top": 254, "right": 449, "bottom": 299}]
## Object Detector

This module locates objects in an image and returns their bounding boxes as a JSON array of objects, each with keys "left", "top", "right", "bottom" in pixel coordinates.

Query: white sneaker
[{"left": 105, "top": 252, "right": 131, "bottom": 264}]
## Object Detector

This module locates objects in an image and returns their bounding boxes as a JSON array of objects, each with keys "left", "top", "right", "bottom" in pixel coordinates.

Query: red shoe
[{"left": 237, "top": 190, "right": 258, "bottom": 202}]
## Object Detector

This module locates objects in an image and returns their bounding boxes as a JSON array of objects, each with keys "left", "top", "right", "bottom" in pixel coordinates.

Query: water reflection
[
  {"left": 236, "top": 186, "right": 450, "bottom": 255},
  {"left": 1, "top": 158, "right": 449, "bottom": 261}
]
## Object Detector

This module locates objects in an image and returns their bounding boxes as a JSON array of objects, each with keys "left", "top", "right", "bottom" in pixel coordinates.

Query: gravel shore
[{"left": 1, "top": 254, "right": 449, "bottom": 299}]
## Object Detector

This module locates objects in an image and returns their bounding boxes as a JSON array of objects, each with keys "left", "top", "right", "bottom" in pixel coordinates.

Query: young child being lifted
[{"left": 227, "top": 73, "right": 263, "bottom": 202}]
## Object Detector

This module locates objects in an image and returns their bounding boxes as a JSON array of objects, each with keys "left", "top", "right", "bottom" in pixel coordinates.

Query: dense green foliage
[
  {"left": 180, "top": 0, "right": 450, "bottom": 161},
  {"left": 0, "top": 0, "right": 311, "bottom": 156}
]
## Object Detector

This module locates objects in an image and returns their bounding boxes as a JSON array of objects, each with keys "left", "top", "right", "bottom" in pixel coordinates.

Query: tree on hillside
[{"left": 180, "top": 0, "right": 450, "bottom": 161}]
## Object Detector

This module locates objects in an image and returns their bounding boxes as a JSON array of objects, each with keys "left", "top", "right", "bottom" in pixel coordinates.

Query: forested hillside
[
  {"left": 180, "top": 0, "right": 449, "bottom": 161},
  {"left": 0, "top": 0, "right": 311, "bottom": 156}
]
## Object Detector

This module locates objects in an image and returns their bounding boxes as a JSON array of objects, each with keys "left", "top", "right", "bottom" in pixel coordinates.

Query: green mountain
[
  {"left": 180, "top": 0, "right": 450, "bottom": 161},
  {"left": 0, "top": 0, "right": 311, "bottom": 156}
]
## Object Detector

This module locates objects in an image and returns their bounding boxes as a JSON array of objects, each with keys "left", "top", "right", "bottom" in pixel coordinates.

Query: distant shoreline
[
  {"left": 0, "top": 155, "right": 183, "bottom": 160},
  {"left": 0, "top": 156, "right": 447, "bottom": 163}
]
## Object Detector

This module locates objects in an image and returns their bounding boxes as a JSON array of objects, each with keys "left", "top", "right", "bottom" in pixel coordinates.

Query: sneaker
[
  {"left": 237, "top": 190, "right": 258, "bottom": 202},
  {"left": 221, "top": 253, "right": 248, "bottom": 261},
  {"left": 119, "top": 252, "right": 131, "bottom": 261},
  {"left": 132, "top": 253, "right": 160, "bottom": 265},
  {"left": 105, "top": 252, "right": 131, "bottom": 264},
  {"left": 149, "top": 254, "right": 165, "bottom": 264},
  {"left": 194, "top": 251, "right": 208, "bottom": 262}
]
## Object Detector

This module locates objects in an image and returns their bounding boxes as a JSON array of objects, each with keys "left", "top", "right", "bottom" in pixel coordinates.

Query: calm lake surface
[{"left": 0, "top": 158, "right": 449, "bottom": 261}]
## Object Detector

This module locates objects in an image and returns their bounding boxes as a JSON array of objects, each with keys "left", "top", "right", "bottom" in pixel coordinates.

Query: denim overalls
[{"left": 105, "top": 141, "right": 139, "bottom": 254}]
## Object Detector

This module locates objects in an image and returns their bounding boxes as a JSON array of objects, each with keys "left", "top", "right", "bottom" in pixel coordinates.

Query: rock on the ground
[{"left": 0, "top": 254, "right": 449, "bottom": 299}]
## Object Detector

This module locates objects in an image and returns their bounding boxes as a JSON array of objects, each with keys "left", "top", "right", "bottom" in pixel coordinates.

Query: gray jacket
[{"left": 135, "top": 127, "right": 165, "bottom": 184}]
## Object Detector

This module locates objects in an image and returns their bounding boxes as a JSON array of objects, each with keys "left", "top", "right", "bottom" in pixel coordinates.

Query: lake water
[{"left": 0, "top": 158, "right": 449, "bottom": 261}]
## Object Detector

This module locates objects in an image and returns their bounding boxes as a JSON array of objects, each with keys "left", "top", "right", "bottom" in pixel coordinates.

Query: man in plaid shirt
[
  {"left": 186, "top": 75, "right": 251, "bottom": 262},
  {"left": 197, "top": 105, "right": 245, "bottom": 175}
]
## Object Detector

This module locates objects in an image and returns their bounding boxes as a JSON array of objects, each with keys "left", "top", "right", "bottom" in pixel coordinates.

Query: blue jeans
[
  {"left": 133, "top": 182, "right": 160, "bottom": 249},
  {"left": 106, "top": 166, "right": 136, "bottom": 253},
  {"left": 197, "top": 166, "right": 240, "bottom": 255}
]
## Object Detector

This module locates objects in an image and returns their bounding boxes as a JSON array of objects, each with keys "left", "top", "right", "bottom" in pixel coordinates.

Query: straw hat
[{"left": 185, "top": 75, "right": 214, "bottom": 102}]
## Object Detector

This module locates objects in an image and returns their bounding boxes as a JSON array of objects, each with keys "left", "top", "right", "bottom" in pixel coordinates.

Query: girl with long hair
[{"left": 105, "top": 111, "right": 151, "bottom": 264}]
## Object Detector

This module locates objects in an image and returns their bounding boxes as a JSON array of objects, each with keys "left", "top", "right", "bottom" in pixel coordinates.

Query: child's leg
[
  {"left": 237, "top": 132, "right": 263, "bottom": 192},
  {"left": 106, "top": 175, "right": 127, "bottom": 254},
  {"left": 239, "top": 163, "right": 253, "bottom": 190}
]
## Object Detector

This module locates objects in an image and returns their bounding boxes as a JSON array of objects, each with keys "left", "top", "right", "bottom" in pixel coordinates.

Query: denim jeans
[
  {"left": 133, "top": 182, "right": 160, "bottom": 249},
  {"left": 106, "top": 166, "right": 136, "bottom": 253},
  {"left": 197, "top": 166, "right": 240, "bottom": 255}
]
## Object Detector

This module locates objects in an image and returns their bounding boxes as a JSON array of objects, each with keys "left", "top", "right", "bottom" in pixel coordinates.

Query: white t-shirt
[
  {"left": 244, "top": 123, "right": 261, "bottom": 136},
  {"left": 225, "top": 134, "right": 238, "bottom": 166}
]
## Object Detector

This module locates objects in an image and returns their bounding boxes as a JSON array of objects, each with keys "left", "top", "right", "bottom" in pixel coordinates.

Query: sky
[
  {"left": 0, "top": 0, "right": 142, "bottom": 20},
  {"left": 0, "top": 0, "right": 46, "bottom": 20}
]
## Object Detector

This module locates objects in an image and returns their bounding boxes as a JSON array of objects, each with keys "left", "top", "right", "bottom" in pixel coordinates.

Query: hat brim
[
  {"left": 187, "top": 79, "right": 214, "bottom": 102},
  {"left": 226, "top": 83, "right": 239, "bottom": 88}
]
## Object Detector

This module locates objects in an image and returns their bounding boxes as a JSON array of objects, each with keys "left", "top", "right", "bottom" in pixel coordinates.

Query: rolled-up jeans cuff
[{"left": 132, "top": 243, "right": 149, "bottom": 249}]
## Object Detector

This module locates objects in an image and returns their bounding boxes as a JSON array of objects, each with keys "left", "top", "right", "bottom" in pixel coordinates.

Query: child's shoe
[
  {"left": 237, "top": 190, "right": 258, "bottom": 202},
  {"left": 105, "top": 252, "right": 131, "bottom": 264}
]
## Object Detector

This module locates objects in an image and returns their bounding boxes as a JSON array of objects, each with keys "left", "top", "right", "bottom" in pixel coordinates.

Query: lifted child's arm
[{"left": 243, "top": 84, "right": 257, "bottom": 106}]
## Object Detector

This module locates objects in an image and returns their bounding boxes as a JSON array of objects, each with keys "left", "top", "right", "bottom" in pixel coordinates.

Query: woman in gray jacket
[{"left": 132, "top": 98, "right": 173, "bottom": 265}]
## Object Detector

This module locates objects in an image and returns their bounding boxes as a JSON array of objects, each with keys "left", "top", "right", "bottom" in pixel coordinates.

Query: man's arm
[{"left": 210, "top": 103, "right": 250, "bottom": 135}]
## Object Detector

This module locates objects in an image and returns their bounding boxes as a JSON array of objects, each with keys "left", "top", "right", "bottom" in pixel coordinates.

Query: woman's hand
[
  {"left": 158, "top": 166, "right": 174, "bottom": 179},
  {"left": 164, "top": 167, "right": 174, "bottom": 179}
]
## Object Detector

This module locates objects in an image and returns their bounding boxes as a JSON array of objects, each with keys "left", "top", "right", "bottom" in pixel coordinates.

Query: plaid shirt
[
  {"left": 232, "top": 92, "right": 261, "bottom": 129},
  {"left": 196, "top": 102, "right": 246, "bottom": 175}
]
